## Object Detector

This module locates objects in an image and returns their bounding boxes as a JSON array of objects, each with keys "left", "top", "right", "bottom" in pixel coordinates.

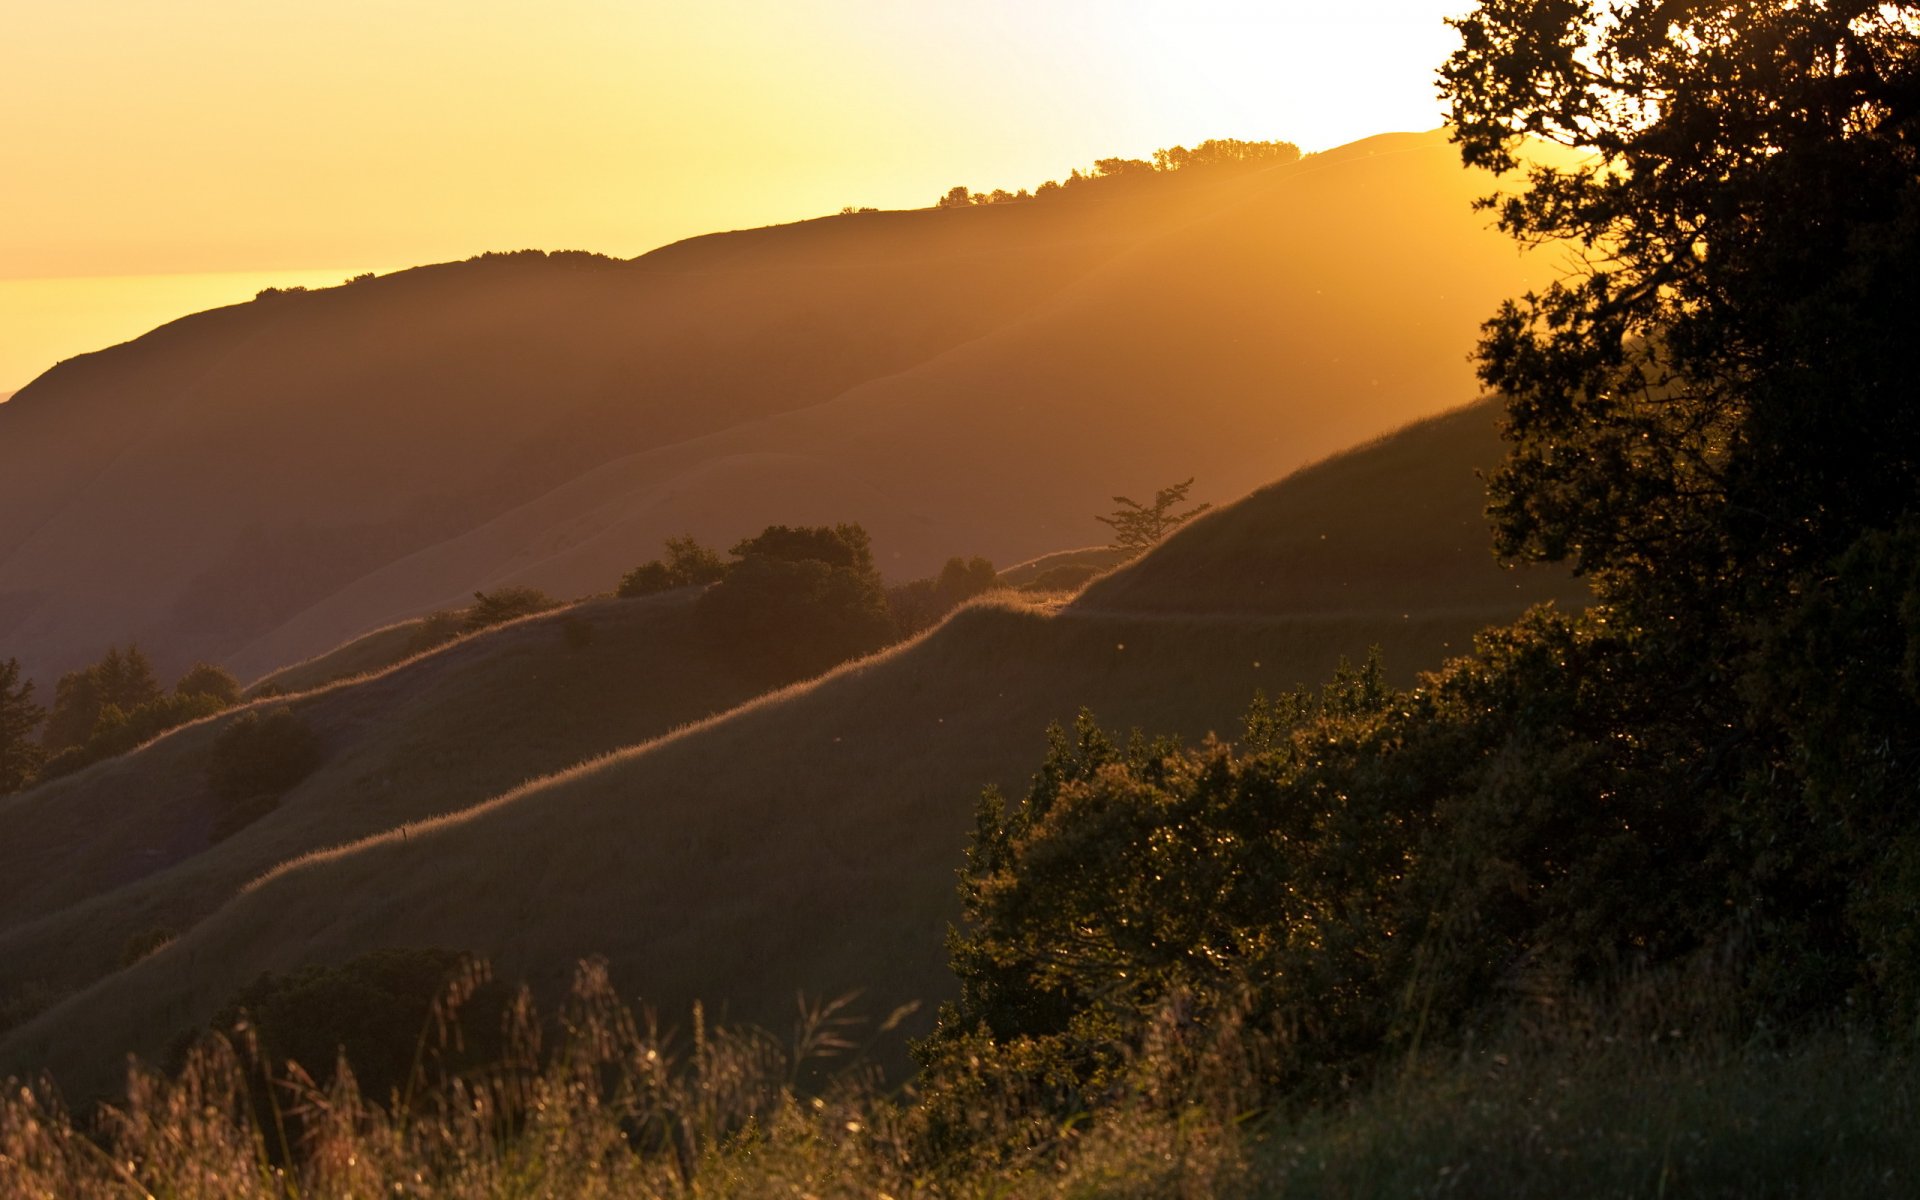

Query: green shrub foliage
[
  {"left": 43, "top": 644, "right": 162, "bottom": 752},
  {"left": 174, "top": 663, "right": 242, "bottom": 706},
  {"left": 205, "top": 707, "right": 323, "bottom": 837},
  {"left": 617, "top": 535, "right": 729, "bottom": 598},
  {"left": 205, "top": 948, "right": 509, "bottom": 1109},
  {"left": 888, "top": 555, "right": 997, "bottom": 636},
  {"left": 1096, "top": 478, "right": 1210, "bottom": 556},
  {"left": 463, "top": 586, "right": 558, "bottom": 632},
  {"left": 0, "top": 657, "right": 44, "bottom": 795},
  {"left": 696, "top": 523, "right": 896, "bottom": 681},
  {"left": 30, "top": 647, "right": 242, "bottom": 782},
  {"left": 923, "top": 584, "right": 1920, "bottom": 1133}
]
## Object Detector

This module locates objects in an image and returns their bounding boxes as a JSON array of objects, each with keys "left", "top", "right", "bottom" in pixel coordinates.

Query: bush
[
  {"left": 919, "top": 613, "right": 1920, "bottom": 1133},
  {"left": 174, "top": 663, "right": 242, "bottom": 705},
  {"left": 204, "top": 948, "right": 510, "bottom": 1109},
  {"left": 37, "top": 691, "right": 232, "bottom": 782},
  {"left": 697, "top": 524, "right": 896, "bottom": 681},
  {"left": 888, "top": 556, "right": 998, "bottom": 636},
  {"left": 205, "top": 708, "right": 323, "bottom": 838},
  {"left": 464, "top": 586, "right": 558, "bottom": 631},
  {"left": 403, "top": 609, "right": 468, "bottom": 657},
  {"left": 617, "top": 535, "right": 729, "bottom": 598}
]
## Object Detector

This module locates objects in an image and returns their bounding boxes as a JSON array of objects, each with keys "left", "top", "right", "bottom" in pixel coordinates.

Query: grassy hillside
[
  {"left": 244, "top": 615, "right": 435, "bottom": 696},
  {"left": 1078, "top": 402, "right": 1592, "bottom": 617},
  {"left": 0, "top": 130, "right": 1559, "bottom": 686},
  {"left": 0, "top": 402, "right": 1581, "bottom": 1098},
  {"left": 0, "top": 591, "right": 770, "bottom": 1034}
]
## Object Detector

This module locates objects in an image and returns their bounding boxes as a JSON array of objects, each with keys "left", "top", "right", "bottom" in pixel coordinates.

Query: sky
[{"left": 1, "top": 0, "right": 1473, "bottom": 391}]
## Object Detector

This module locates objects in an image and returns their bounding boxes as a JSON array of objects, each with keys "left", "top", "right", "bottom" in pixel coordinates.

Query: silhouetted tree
[
  {"left": 1096, "top": 478, "right": 1211, "bottom": 555},
  {"left": 43, "top": 644, "right": 163, "bottom": 752},
  {"left": 175, "top": 663, "right": 242, "bottom": 706},
  {"left": 0, "top": 657, "right": 44, "bottom": 795},
  {"left": 463, "top": 586, "right": 558, "bottom": 632},
  {"left": 889, "top": 555, "right": 1000, "bottom": 636},
  {"left": 204, "top": 949, "right": 508, "bottom": 1118},
  {"left": 206, "top": 707, "right": 324, "bottom": 838},
  {"left": 697, "top": 523, "right": 895, "bottom": 681},
  {"left": 617, "top": 535, "right": 730, "bottom": 598},
  {"left": 1440, "top": 0, "right": 1920, "bottom": 1021}
]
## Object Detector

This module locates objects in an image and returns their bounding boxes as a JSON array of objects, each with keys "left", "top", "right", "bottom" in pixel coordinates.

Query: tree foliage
[
  {"left": 205, "top": 707, "right": 324, "bottom": 839},
  {"left": 617, "top": 535, "right": 730, "bottom": 598},
  {"left": 888, "top": 556, "right": 998, "bottom": 636},
  {"left": 1442, "top": 0, "right": 1920, "bottom": 622},
  {"left": 696, "top": 524, "right": 896, "bottom": 682},
  {"left": 0, "top": 657, "right": 44, "bottom": 796},
  {"left": 174, "top": 663, "right": 242, "bottom": 706},
  {"left": 43, "top": 644, "right": 162, "bottom": 753},
  {"left": 463, "top": 586, "right": 559, "bottom": 632},
  {"left": 1095, "top": 478, "right": 1211, "bottom": 555},
  {"left": 920, "top": 4, "right": 1920, "bottom": 1141},
  {"left": 203, "top": 949, "right": 509, "bottom": 1113},
  {"left": 936, "top": 138, "right": 1301, "bottom": 208}
]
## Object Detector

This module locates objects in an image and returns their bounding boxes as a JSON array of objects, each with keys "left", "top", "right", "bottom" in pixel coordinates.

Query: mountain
[
  {"left": 0, "top": 130, "right": 1552, "bottom": 688},
  {"left": 0, "top": 401, "right": 1587, "bottom": 1097}
]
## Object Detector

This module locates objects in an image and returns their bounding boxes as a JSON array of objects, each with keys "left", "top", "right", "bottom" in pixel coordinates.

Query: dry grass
[
  {"left": 244, "top": 615, "right": 436, "bottom": 697},
  {"left": 1076, "top": 400, "right": 1590, "bottom": 619},
  {"left": 2, "top": 399, "right": 1581, "bottom": 1101},
  {"left": 0, "top": 592, "right": 771, "bottom": 1045},
  {"left": 3, "top": 959, "right": 1908, "bottom": 1199},
  {"left": 0, "top": 598, "right": 1556, "bottom": 1101}
]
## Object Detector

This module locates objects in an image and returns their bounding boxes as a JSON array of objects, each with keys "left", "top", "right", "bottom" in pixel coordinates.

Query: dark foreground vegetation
[{"left": 5, "top": 0, "right": 1919, "bottom": 1192}]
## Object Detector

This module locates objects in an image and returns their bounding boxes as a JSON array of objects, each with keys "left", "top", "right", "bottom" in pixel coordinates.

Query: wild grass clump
[
  {"left": 0, "top": 960, "right": 923, "bottom": 1199},
  {"left": 5, "top": 957, "right": 1906, "bottom": 1198}
]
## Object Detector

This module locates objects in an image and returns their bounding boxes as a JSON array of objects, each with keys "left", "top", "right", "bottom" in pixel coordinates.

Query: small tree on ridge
[{"left": 1096, "top": 478, "right": 1211, "bottom": 556}]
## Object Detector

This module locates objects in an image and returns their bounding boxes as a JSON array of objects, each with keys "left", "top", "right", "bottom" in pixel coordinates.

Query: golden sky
[{"left": 2, "top": 0, "right": 1471, "bottom": 389}]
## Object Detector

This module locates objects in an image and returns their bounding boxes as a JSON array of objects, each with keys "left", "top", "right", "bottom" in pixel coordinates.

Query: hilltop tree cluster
[
  {"left": 0, "top": 645, "right": 246, "bottom": 792},
  {"left": 621, "top": 525, "right": 1004, "bottom": 681},
  {"left": 935, "top": 137, "right": 1302, "bottom": 209}
]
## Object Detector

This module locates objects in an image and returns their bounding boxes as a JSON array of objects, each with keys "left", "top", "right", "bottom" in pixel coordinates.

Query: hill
[
  {"left": 0, "top": 590, "right": 772, "bottom": 1034},
  {"left": 0, "top": 400, "right": 1586, "bottom": 1097},
  {"left": 0, "top": 130, "right": 1556, "bottom": 687}
]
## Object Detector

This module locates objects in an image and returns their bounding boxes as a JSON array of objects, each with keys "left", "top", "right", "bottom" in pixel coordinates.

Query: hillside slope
[
  {"left": 0, "top": 131, "right": 1551, "bottom": 685},
  {"left": 0, "top": 592, "right": 770, "bottom": 1031},
  {"left": 0, "top": 401, "right": 1586, "bottom": 1097}
]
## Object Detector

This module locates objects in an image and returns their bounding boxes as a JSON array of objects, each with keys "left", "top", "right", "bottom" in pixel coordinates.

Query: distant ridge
[{"left": 0, "top": 130, "right": 1557, "bottom": 687}]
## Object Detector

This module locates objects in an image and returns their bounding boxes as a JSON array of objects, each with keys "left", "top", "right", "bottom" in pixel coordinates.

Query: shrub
[
  {"left": 697, "top": 524, "right": 895, "bottom": 681},
  {"left": 204, "top": 948, "right": 510, "bottom": 1109},
  {"left": 174, "top": 663, "right": 242, "bottom": 705},
  {"left": 403, "top": 609, "right": 468, "bottom": 657},
  {"left": 888, "top": 556, "right": 999, "bottom": 636},
  {"left": 0, "top": 656, "right": 44, "bottom": 795},
  {"left": 464, "top": 586, "right": 558, "bottom": 631},
  {"left": 617, "top": 535, "right": 728, "bottom": 598},
  {"left": 205, "top": 708, "right": 323, "bottom": 838}
]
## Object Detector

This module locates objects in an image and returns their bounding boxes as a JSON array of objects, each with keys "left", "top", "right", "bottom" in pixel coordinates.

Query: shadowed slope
[
  {"left": 0, "top": 402, "right": 1581, "bottom": 1098},
  {"left": 0, "top": 131, "right": 1554, "bottom": 685},
  {"left": 1075, "top": 402, "right": 1592, "bottom": 618},
  {"left": 0, "top": 591, "right": 769, "bottom": 1031}
]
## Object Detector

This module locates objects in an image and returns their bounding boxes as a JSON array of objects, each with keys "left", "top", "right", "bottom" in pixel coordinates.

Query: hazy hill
[
  {"left": 0, "top": 591, "right": 771, "bottom": 1033},
  {"left": 0, "top": 130, "right": 1552, "bottom": 687},
  {"left": 0, "top": 401, "right": 1587, "bottom": 1097}
]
